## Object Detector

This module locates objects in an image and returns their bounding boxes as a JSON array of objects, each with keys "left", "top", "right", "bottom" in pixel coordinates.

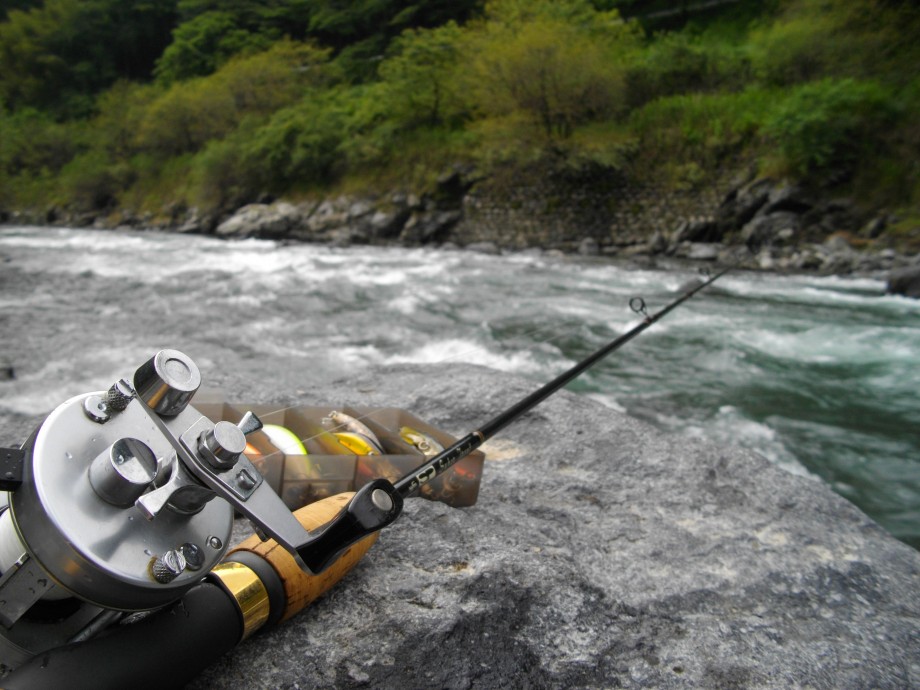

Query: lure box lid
[{"left": 193, "top": 400, "right": 484, "bottom": 510}]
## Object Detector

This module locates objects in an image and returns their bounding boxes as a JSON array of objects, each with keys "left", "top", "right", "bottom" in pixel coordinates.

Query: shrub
[
  {"left": 91, "top": 81, "right": 161, "bottom": 157},
  {"left": 377, "top": 23, "right": 465, "bottom": 129},
  {"left": 57, "top": 150, "right": 134, "bottom": 211},
  {"left": 462, "top": 5, "right": 641, "bottom": 144},
  {"left": 762, "top": 78, "right": 896, "bottom": 176},
  {"left": 136, "top": 41, "right": 335, "bottom": 157},
  {"left": 134, "top": 77, "right": 236, "bottom": 155},
  {"left": 0, "top": 106, "right": 76, "bottom": 175},
  {"left": 189, "top": 135, "right": 256, "bottom": 211},
  {"left": 154, "top": 11, "right": 272, "bottom": 83},
  {"left": 624, "top": 30, "right": 751, "bottom": 108},
  {"left": 748, "top": 12, "right": 840, "bottom": 86},
  {"left": 629, "top": 87, "right": 772, "bottom": 173},
  {"left": 748, "top": 0, "right": 920, "bottom": 87}
]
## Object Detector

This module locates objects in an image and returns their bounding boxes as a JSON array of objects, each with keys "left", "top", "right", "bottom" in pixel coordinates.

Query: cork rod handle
[{"left": 227, "top": 492, "right": 380, "bottom": 622}]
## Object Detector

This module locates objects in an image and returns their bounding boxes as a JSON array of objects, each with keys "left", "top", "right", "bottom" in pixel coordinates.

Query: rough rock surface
[{"left": 169, "top": 363, "right": 919, "bottom": 690}]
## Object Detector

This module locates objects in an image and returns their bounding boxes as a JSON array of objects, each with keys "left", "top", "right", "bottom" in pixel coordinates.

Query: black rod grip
[{"left": 2, "top": 582, "right": 242, "bottom": 690}]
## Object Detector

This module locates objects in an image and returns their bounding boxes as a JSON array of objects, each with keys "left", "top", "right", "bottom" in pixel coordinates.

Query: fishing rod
[
  {"left": 0, "top": 266, "right": 729, "bottom": 688},
  {"left": 393, "top": 265, "right": 730, "bottom": 501}
]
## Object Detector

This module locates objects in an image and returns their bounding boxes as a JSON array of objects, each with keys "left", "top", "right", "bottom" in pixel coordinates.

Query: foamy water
[{"left": 1, "top": 226, "right": 919, "bottom": 547}]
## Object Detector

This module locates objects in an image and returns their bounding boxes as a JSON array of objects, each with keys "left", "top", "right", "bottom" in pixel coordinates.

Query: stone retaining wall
[{"left": 456, "top": 162, "right": 734, "bottom": 251}]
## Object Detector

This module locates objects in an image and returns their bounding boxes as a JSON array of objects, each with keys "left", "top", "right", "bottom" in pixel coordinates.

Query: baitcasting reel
[{"left": 0, "top": 349, "right": 401, "bottom": 670}]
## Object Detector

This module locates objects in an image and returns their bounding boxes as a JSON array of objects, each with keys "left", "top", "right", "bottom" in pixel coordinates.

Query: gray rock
[
  {"left": 759, "top": 184, "right": 814, "bottom": 216},
  {"left": 672, "top": 217, "right": 722, "bottom": 244},
  {"left": 179, "top": 363, "right": 920, "bottom": 690},
  {"left": 175, "top": 207, "right": 212, "bottom": 234},
  {"left": 822, "top": 233, "right": 852, "bottom": 253},
  {"left": 789, "top": 249, "right": 823, "bottom": 271},
  {"left": 887, "top": 265, "right": 920, "bottom": 298},
  {"left": 620, "top": 243, "right": 653, "bottom": 258},
  {"left": 648, "top": 230, "right": 668, "bottom": 253},
  {"left": 578, "top": 237, "right": 600, "bottom": 256},
  {"left": 400, "top": 210, "right": 462, "bottom": 244},
  {"left": 686, "top": 243, "right": 719, "bottom": 261},
  {"left": 328, "top": 225, "right": 368, "bottom": 247},
  {"left": 715, "top": 179, "right": 771, "bottom": 231},
  {"left": 464, "top": 241, "right": 500, "bottom": 255},
  {"left": 348, "top": 199, "right": 374, "bottom": 219},
  {"left": 862, "top": 216, "right": 887, "bottom": 239},
  {"left": 741, "top": 212, "right": 802, "bottom": 249},
  {"left": 216, "top": 202, "right": 301, "bottom": 238},
  {"left": 365, "top": 208, "right": 410, "bottom": 240},
  {"left": 306, "top": 200, "right": 349, "bottom": 233}
]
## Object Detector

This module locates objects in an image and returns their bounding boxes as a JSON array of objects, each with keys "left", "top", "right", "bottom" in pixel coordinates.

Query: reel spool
[{"left": 0, "top": 350, "right": 288, "bottom": 670}]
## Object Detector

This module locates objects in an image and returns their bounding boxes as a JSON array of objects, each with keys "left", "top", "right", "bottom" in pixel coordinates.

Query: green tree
[
  {"left": 749, "top": 0, "right": 920, "bottom": 87},
  {"left": 377, "top": 23, "right": 463, "bottom": 127},
  {"left": 0, "top": 0, "right": 41, "bottom": 20},
  {"left": 624, "top": 30, "right": 751, "bottom": 108},
  {"left": 213, "top": 41, "right": 337, "bottom": 115},
  {"left": 307, "top": 0, "right": 480, "bottom": 80},
  {"left": 139, "top": 41, "right": 334, "bottom": 156},
  {"left": 135, "top": 79, "right": 236, "bottom": 155},
  {"left": 237, "top": 83, "right": 389, "bottom": 191},
  {"left": 92, "top": 82, "right": 162, "bottom": 157},
  {"left": 307, "top": 0, "right": 479, "bottom": 48},
  {"left": 0, "top": 105, "right": 76, "bottom": 175},
  {"left": 464, "top": 2, "right": 640, "bottom": 142},
  {"left": 0, "top": 0, "right": 179, "bottom": 115},
  {"left": 175, "top": 0, "right": 312, "bottom": 37},
  {"left": 763, "top": 78, "right": 896, "bottom": 176},
  {"left": 154, "top": 11, "right": 272, "bottom": 83}
]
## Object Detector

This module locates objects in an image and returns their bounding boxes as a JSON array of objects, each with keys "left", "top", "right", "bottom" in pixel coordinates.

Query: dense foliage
[{"left": 0, "top": 0, "right": 917, "bottom": 229}]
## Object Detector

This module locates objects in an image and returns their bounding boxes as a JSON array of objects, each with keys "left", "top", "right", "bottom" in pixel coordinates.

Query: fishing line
[
  {"left": 242, "top": 283, "right": 636, "bottom": 452},
  {"left": 240, "top": 314, "right": 590, "bottom": 462},
  {"left": 262, "top": 265, "right": 724, "bottom": 458},
  {"left": 391, "top": 264, "right": 731, "bottom": 499}
]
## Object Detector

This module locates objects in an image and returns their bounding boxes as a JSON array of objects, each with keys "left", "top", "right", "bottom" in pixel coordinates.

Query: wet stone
[{"left": 187, "top": 363, "right": 920, "bottom": 690}]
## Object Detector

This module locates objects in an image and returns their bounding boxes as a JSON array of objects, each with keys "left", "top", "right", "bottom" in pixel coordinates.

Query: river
[{"left": 1, "top": 226, "right": 918, "bottom": 548}]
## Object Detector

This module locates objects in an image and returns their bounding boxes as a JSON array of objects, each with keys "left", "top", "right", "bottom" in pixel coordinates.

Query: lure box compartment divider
[{"left": 193, "top": 400, "right": 484, "bottom": 509}]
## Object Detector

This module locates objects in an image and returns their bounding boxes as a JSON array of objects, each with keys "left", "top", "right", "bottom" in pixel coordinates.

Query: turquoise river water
[{"left": 1, "top": 226, "right": 918, "bottom": 547}]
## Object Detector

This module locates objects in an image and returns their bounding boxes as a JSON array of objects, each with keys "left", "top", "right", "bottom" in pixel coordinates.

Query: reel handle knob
[
  {"left": 133, "top": 349, "right": 201, "bottom": 417},
  {"left": 199, "top": 412, "right": 264, "bottom": 470},
  {"left": 200, "top": 422, "right": 247, "bottom": 470}
]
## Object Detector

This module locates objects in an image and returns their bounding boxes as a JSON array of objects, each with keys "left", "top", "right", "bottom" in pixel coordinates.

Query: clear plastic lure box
[{"left": 193, "top": 400, "right": 484, "bottom": 509}]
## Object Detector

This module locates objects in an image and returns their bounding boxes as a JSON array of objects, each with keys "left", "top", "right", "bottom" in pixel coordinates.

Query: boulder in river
[
  {"left": 180, "top": 363, "right": 920, "bottom": 690},
  {"left": 216, "top": 202, "right": 302, "bottom": 239},
  {"left": 887, "top": 265, "right": 920, "bottom": 298}
]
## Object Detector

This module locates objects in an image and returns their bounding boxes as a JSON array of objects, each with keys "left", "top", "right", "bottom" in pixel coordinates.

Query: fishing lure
[
  {"left": 400, "top": 426, "right": 445, "bottom": 456},
  {"left": 334, "top": 431, "right": 382, "bottom": 456},
  {"left": 323, "top": 410, "right": 385, "bottom": 454}
]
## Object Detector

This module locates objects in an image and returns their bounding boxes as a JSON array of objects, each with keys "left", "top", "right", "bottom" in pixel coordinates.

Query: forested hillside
[{"left": 0, "top": 0, "right": 917, "bottom": 243}]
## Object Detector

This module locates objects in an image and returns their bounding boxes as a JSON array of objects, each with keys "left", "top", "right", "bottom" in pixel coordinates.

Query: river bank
[{"left": 4, "top": 166, "right": 920, "bottom": 283}]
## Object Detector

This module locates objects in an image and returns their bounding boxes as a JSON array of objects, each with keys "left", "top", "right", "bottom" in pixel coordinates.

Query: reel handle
[{"left": 225, "top": 484, "right": 396, "bottom": 623}]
